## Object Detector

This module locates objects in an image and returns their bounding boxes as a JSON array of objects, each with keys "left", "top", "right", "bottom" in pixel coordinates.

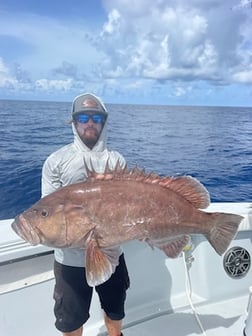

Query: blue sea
[{"left": 0, "top": 100, "right": 251, "bottom": 220}]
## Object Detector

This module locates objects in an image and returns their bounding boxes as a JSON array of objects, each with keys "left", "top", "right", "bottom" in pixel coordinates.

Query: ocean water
[{"left": 0, "top": 100, "right": 251, "bottom": 220}]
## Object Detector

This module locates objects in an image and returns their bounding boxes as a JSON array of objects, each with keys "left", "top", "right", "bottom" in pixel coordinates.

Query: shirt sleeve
[
  {"left": 41, "top": 156, "right": 62, "bottom": 197},
  {"left": 110, "top": 151, "right": 127, "bottom": 169}
]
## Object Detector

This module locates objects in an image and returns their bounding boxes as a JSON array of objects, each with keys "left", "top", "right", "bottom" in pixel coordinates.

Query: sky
[{"left": 0, "top": 0, "right": 252, "bottom": 106}]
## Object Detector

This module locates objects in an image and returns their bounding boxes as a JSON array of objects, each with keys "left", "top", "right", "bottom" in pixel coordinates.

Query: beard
[{"left": 81, "top": 127, "right": 100, "bottom": 148}]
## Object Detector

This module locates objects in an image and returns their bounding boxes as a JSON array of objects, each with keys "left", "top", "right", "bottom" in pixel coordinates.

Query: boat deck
[{"left": 121, "top": 295, "right": 247, "bottom": 336}]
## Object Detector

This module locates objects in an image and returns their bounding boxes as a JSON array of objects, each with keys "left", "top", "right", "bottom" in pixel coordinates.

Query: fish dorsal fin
[
  {"left": 84, "top": 159, "right": 210, "bottom": 209},
  {"left": 159, "top": 176, "right": 210, "bottom": 209},
  {"left": 84, "top": 158, "right": 129, "bottom": 180}
]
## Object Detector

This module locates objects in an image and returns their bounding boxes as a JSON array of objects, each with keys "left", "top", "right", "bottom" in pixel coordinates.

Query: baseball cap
[{"left": 72, "top": 93, "right": 107, "bottom": 118}]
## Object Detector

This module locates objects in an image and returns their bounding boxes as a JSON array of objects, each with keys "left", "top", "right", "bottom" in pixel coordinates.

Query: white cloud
[
  {"left": 231, "top": 0, "right": 252, "bottom": 10},
  {"left": 232, "top": 69, "right": 252, "bottom": 83},
  {"left": 0, "top": 0, "right": 251, "bottom": 102},
  {"left": 35, "top": 78, "right": 73, "bottom": 91},
  {"left": 98, "top": 0, "right": 252, "bottom": 89},
  {"left": 0, "top": 57, "right": 18, "bottom": 88},
  {"left": 98, "top": 5, "right": 221, "bottom": 81},
  {"left": 101, "top": 9, "right": 121, "bottom": 36},
  {"left": 174, "top": 85, "right": 192, "bottom": 97},
  {"left": 52, "top": 61, "right": 78, "bottom": 79}
]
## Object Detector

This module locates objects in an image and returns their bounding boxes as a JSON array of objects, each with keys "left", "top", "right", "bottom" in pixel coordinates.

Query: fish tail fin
[{"left": 206, "top": 213, "right": 243, "bottom": 255}]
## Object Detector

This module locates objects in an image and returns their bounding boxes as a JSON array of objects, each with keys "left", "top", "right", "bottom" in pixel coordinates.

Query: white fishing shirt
[{"left": 41, "top": 96, "right": 125, "bottom": 268}]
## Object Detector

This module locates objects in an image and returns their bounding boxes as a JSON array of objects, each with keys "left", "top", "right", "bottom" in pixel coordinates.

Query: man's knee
[{"left": 62, "top": 325, "right": 83, "bottom": 336}]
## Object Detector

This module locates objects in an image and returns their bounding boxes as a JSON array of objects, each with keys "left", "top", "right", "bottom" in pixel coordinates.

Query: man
[{"left": 42, "top": 93, "right": 129, "bottom": 336}]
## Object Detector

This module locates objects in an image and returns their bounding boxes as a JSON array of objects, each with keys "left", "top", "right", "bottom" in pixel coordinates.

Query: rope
[{"left": 182, "top": 251, "right": 207, "bottom": 336}]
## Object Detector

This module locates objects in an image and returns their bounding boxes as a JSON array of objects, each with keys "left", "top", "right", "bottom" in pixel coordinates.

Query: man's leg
[
  {"left": 104, "top": 313, "right": 122, "bottom": 336},
  {"left": 62, "top": 326, "right": 83, "bottom": 336},
  {"left": 53, "top": 261, "right": 92, "bottom": 335},
  {"left": 96, "top": 254, "right": 129, "bottom": 336}
]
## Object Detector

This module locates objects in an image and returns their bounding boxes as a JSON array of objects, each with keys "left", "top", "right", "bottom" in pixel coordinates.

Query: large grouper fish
[{"left": 11, "top": 162, "right": 243, "bottom": 286}]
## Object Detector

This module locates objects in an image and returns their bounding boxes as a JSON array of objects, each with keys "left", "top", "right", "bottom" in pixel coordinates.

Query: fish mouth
[{"left": 11, "top": 214, "right": 41, "bottom": 245}]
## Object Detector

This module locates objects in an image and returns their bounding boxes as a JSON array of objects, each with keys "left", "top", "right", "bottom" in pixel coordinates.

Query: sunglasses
[{"left": 75, "top": 113, "right": 105, "bottom": 124}]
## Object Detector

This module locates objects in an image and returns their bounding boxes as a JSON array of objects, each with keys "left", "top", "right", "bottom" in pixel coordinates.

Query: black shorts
[{"left": 53, "top": 254, "right": 130, "bottom": 333}]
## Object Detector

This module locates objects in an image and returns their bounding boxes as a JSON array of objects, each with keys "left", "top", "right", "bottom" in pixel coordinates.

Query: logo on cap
[{"left": 82, "top": 99, "right": 99, "bottom": 108}]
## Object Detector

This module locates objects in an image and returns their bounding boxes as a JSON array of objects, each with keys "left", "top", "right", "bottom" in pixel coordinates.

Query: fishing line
[{"left": 182, "top": 251, "right": 207, "bottom": 336}]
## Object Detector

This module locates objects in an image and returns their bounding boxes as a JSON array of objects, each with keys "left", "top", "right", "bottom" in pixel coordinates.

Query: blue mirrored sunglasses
[{"left": 75, "top": 113, "right": 105, "bottom": 124}]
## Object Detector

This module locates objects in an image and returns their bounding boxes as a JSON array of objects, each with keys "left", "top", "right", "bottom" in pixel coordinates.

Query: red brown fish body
[{"left": 12, "top": 164, "right": 243, "bottom": 286}]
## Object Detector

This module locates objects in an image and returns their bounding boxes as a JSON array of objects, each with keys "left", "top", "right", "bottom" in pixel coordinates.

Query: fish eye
[{"left": 41, "top": 209, "right": 49, "bottom": 217}]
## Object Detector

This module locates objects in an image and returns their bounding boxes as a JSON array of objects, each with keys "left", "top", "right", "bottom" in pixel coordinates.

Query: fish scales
[
  {"left": 74, "top": 180, "right": 205, "bottom": 245},
  {"left": 11, "top": 163, "right": 243, "bottom": 286}
]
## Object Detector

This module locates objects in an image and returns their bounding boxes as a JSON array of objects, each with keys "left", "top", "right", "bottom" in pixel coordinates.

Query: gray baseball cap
[{"left": 72, "top": 93, "right": 107, "bottom": 117}]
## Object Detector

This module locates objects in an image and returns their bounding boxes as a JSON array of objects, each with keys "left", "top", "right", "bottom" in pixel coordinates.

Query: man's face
[{"left": 74, "top": 113, "right": 105, "bottom": 149}]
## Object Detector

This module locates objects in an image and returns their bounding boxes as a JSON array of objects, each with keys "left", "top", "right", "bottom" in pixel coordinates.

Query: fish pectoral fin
[
  {"left": 86, "top": 238, "right": 113, "bottom": 287},
  {"left": 148, "top": 235, "right": 190, "bottom": 258}
]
